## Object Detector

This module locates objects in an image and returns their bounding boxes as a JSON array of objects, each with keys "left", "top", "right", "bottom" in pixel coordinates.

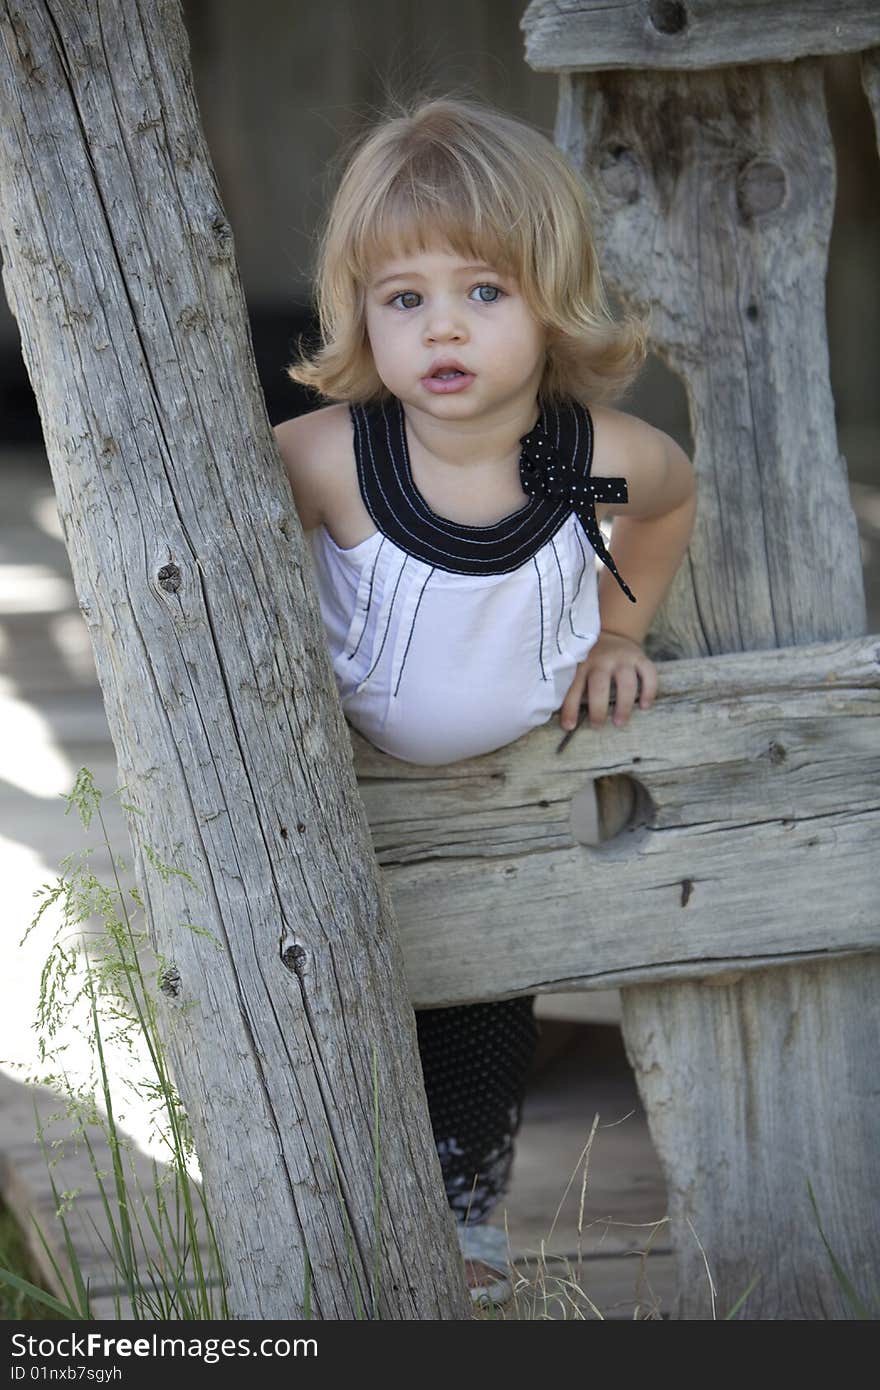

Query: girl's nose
[{"left": 423, "top": 302, "right": 467, "bottom": 345}]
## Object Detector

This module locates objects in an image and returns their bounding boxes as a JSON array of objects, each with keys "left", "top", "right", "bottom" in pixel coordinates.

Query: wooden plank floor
[
  {"left": 0, "top": 1029, "right": 672, "bottom": 1321},
  {"left": 480, "top": 1019, "right": 674, "bottom": 1319}
]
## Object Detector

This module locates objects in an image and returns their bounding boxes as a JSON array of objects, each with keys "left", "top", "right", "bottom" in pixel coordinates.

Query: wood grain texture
[
  {"left": 552, "top": 57, "right": 878, "bottom": 1318},
  {"left": 522, "top": 0, "right": 880, "bottom": 72},
  {"left": 350, "top": 637, "right": 880, "bottom": 1003},
  {"left": 557, "top": 59, "right": 866, "bottom": 658},
  {"left": 619, "top": 957, "right": 880, "bottom": 1320},
  {"left": 0, "top": 0, "right": 470, "bottom": 1321}
]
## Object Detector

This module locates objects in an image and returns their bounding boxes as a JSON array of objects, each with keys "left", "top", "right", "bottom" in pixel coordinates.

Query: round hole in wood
[
  {"left": 648, "top": 1, "right": 688, "bottom": 35},
  {"left": 569, "top": 774, "right": 653, "bottom": 849}
]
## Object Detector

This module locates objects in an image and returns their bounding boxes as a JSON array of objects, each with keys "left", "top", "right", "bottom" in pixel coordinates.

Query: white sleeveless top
[{"left": 305, "top": 397, "right": 635, "bottom": 766}]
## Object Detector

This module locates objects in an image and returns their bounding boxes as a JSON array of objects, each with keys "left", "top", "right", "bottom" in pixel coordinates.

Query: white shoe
[{"left": 457, "top": 1222, "right": 513, "bottom": 1306}]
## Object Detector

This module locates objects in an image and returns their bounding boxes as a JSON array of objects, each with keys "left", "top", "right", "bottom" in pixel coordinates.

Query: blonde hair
[{"left": 287, "top": 97, "right": 646, "bottom": 407}]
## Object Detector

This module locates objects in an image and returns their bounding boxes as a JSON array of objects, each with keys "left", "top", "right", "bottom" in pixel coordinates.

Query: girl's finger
[
  {"left": 612, "top": 666, "right": 638, "bottom": 726},
  {"left": 560, "top": 671, "right": 588, "bottom": 729},
  {"left": 637, "top": 659, "right": 659, "bottom": 709},
  {"left": 587, "top": 668, "right": 612, "bottom": 727}
]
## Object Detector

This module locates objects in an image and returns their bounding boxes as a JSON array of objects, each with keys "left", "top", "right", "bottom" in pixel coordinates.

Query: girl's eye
[
  {"left": 390, "top": 291, "right": 422, "bottom": 310},
  {"left": 470, "top": 284, "right": 503, "bottom": 303}
]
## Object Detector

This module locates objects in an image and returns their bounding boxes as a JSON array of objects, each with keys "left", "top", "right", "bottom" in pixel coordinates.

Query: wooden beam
[
  {"left": 523, "top": 0, "right": 880, "bottom": 72},
  {"left": 352, "top": 636, "right": 880, "bottom": 1004}
]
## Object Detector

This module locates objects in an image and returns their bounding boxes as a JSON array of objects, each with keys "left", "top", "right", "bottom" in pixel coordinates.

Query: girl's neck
[{"left": 401, "top": 394, "right": 541, "bottom": 471}]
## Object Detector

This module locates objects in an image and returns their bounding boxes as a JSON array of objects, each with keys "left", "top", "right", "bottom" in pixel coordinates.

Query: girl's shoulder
[
  {"left": 590, "top": 404, "right": 669, "bottom": 464},
  {"left": 274, "top": 401, "right": 352, "bottom": 464},
  {"left": 273, "top": 403, "right": 357, "bottom": 532},
  {"left": 589, "top": 405, "right": 694, "bottom": 520}
]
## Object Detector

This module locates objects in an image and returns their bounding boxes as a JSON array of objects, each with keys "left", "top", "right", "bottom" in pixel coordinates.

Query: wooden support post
[
  {"left": 522, "top": 0, "right": 880, "bottom": 1317},
  {"left": 0, "top": 0, "right": 471, "bottom": 1320}
]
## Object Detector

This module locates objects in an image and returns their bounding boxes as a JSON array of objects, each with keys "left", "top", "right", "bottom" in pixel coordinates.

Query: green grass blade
[
  {"left": 33, "top": 1121, "right": 93, "bottom": 1316},
  {"left": 724, "top": 1273, "right": 760, "bottom": 1319},
  {"left": 26, "top": 1212, "right": 91, "bottom": 1320},
  {"left": 327, "top": 1133, "right": 365, "bottom": 1319},
  {"left": 82, "top": 956, "right": 137, "bottom": 1287},
  {"left": 807, "top": 1180, "right": 872, "bottom": 1319},
  {"left": 0, "top": 1267, "right": 82, "bottom": 1319}
]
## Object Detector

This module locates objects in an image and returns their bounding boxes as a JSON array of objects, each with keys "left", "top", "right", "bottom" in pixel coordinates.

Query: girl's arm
[
  {"left": 559, "top": 409, "right": 697, "bottom": 731},
  {"left": 273, "top": 404, "right": 352, "bottom": 532}
]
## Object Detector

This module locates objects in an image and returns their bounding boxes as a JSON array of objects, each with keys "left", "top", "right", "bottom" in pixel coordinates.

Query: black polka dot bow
[{"left": 519, "top": 421, "right": 637, "bottom": 603}]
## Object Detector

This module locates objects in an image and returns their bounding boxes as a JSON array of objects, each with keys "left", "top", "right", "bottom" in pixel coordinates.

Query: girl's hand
[{"left": 559, "top": 631, "right": 658, "bottom": 731}]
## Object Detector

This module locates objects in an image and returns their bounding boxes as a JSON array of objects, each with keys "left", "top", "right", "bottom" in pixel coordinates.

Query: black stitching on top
[
  {"left": 393, "top": 566, "right": 435, "bottom": 698},
  {"left": 346, "top": 535, "right": 386, "bottom": 660},
  {"left": 360, "top": 554, "right": 408, "bottom": 685},
  {"left": 533, "top": 556, "right": 548, "bottom": 682}
]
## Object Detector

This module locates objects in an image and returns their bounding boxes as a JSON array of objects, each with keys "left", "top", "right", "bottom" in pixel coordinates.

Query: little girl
[{"left": 275, "top": 97, "right": 696, "bottom": 1304}]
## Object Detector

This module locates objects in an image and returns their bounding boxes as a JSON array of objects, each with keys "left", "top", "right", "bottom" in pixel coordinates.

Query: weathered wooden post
[
  {"left": 0, "top": 0, "right": 472, "bottom": 1320},
  {"left": 517, "top": 0, "right": 880, "bottom": 1316}
]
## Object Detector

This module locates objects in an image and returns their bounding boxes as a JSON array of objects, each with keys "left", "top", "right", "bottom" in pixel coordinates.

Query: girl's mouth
[{"left": 421, "top": 368, "right": 475, "bottom": 394}]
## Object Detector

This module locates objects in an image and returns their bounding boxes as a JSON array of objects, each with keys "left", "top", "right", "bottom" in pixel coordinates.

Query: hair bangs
[{"left": 347, "top": 153, "right": 521, "bottom": 286}]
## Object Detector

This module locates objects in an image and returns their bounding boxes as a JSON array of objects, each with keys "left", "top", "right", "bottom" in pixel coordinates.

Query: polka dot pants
[{"left": 414, "top": 995, "right": 539, "bottom": 1226}]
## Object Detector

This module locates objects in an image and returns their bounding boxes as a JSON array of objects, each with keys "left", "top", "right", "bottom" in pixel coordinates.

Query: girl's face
[{"left": 364, "top": 244, "right": 547, "bottom": 426}]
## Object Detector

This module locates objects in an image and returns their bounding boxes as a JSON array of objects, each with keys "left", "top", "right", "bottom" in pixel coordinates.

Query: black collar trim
[{"left": 348, "top": 396, "right": 634, "bottom": 598}]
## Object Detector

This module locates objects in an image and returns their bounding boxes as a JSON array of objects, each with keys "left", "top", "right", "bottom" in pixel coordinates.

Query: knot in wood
[
  {"left": 648, "top": 0, "right": 688, "bottom": 35},
  {"left": 178, "top": 304, "right": 208, "bottom": 332},
  {"left": 282, "top": 943, "right": 308, "bottom": 974},
  {"left": 737, "top": 160, "right": 787, "bottom": 220},
  {"left": 157, "top": 563, "right": 181, "bottom": 593},
  {"left": 599, "top": 145, "right": 641, "bottom": 204},
  {"left": 768, "top": 741, "right": 787, "bottom": 765},
  {"left": 210, "top": 215, "right": 234, "bottom": 260},
  {"left": 160, "top": 966, "right": 181, "bottom": 998}
]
